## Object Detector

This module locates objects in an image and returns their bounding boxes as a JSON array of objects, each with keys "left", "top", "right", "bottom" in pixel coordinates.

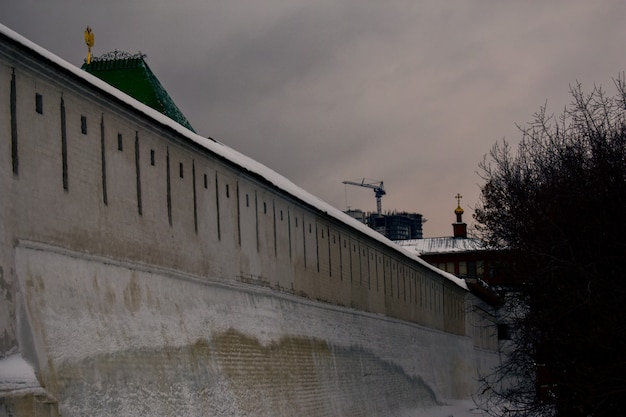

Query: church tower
[{"left": 452, "top": 193, "right": 467, "bottom": 238}]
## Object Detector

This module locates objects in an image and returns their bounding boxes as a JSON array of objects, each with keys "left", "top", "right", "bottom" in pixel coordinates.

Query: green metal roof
[{"left": 81, "top": 52, "right": 195, "bottom": 132}]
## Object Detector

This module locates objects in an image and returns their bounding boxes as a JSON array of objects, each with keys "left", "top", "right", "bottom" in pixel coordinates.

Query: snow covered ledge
[{"left": 0, "top": 353, "right": 59, "bottom": 416}]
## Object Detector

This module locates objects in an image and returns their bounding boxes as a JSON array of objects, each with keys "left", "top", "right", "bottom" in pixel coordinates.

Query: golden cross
[
  {"left": 84, "top": 26, "right": 94, "bottom": 64},
  {"left": 455, "top": 193, "right": 462, "bottom": 206}
]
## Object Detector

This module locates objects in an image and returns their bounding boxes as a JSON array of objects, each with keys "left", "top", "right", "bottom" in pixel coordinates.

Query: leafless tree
[{"left": 473, "top": 76, "right": 626, "bottom": 417}]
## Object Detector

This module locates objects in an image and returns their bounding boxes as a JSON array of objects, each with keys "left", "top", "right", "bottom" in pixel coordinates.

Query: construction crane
[{"left": 342, "top": 178, "right": 386, "bottom": 216}]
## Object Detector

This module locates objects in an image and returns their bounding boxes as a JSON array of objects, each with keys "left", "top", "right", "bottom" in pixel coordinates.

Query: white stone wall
[
  {"left": 0, "top": 32, "right": 499, "bottom": 416},
  {"left": 15, "top": 243, "right": 496, "bottom": 417}
]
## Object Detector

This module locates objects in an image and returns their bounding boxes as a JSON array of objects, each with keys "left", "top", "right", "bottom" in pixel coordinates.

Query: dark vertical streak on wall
[
  {"left": 166, "top": 147, "right": 172, "bottom": 226},
  {"left": 302, "top": 218, "right": 307, "bottom": 270},
  {"left": 287, "top": 209, "right": 292, "bottom": 259},
  {"left": 315, "top": 223, "right": 320, "bottom": 273},
  {"left": 236, "top": 182, "right": 241, "bottom": 246},
  {"left": 215, "top": 174, "right": 221, "bottom": 240},
  {"left": 367, "top": 248, "right": 371, "bottom": 290},
  {"left": 397, "top": 266, "right": 400, "bottom": 299},
  {"left": 327, "top": 226, "right": 331, "bottom": 277},
  {"left": 100, "top": 114, "right": 108, "bottom": 205},
  {"left": 272, "top": 201, "right": 277, "bottom": 257},
  {"left": 403, "top": 268, "right": 407, "bottom": 301},
  {"left": 135, "top": 132, "right": 142, "bottom": 215},
  {"left": 390, "top": 262, "right": 393, "bottom": 296},
  {"left": 255, "top": 191, "right": 259, "bottom": 252},
  {"left": 192, "top": 160, "right": 197, "bottom": 234},
  {"left": 339, "top": 233, "right": 343, "bottom": 281},
  {"left": 357, "top": 243, "right": 363, "bottom": 287},
  {"left": 10, "top": 68, "right": 18, "bottom": 175},
  {"left": 349, "top": 241, "right": 353, "bottom": 283},
  {"left": 376, "top": 254, "right": 380, "bottom": 292},
  {"left": 60, "top": 96, "right": 68, "bottom": 190},
  {"left": 383, "top": 257, "right": 387, "bottom": 295},
  {"left": 397, "top": 269, "right": 400, "bottom": 299},
  {"left": 396, "top": 265, "right": 404, "bottom": 300}
]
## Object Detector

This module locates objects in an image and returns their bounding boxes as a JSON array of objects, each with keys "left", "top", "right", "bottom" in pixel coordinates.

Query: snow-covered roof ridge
[
  {"left": 397, "top": 237, "right": 487, "bottom": 255},
  {"left": 0, "top": 23, "right": 467, "bottom": 291}
]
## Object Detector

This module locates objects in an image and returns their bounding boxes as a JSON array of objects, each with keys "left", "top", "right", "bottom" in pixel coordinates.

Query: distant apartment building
[{"left": 344, "top": 210, "right": 424, "bottom": 240}]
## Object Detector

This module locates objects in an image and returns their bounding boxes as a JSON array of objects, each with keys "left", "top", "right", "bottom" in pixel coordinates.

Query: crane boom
[{"left": 342, "top": 178, "right": 386, "bottom": 215}]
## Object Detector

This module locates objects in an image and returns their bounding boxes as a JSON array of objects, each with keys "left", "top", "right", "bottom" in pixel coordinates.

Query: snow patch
[{"left": 0, "top": 354, "right": 47, "bottom": 397}]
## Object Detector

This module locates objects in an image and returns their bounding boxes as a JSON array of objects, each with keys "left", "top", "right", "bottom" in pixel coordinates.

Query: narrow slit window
[
  {"left": 203, "top": 174, "right": 208, "bottom": 189},
  {"left": 226, "top": 184, "right": 230, "bottom": 198},
  {"left": 246, "top": 194, "right": 249, "bottom": 207},
  {"left": 179, "top": 162, "right": 184, "bottom": 178},
  {"left": 150, "top": 149, "right": 155, "bottom": 166},
  {"left": 117, "top": 133, "right": 123, "bottom": 151},
  {"left": 81, "top": 115, "right": 87, "bottom": 134},
  {"left": 35, "top": 93, "right": 43, "bottom": 114}
]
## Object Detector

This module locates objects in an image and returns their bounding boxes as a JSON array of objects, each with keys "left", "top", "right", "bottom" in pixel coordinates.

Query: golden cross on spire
[
  {"left": 84, "top": 26, "right": 94, "bottom": 64},
  {"left": 455, "top": 193, "right": 462, "bottom": 207}
]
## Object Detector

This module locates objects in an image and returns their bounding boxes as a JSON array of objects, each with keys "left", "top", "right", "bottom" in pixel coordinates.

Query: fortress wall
[
  {"left": 14, "top": 242, "right": 496, "bottom": 417},
  {"left": 0, "top": 31, "right": 498, "bottom": 415}
]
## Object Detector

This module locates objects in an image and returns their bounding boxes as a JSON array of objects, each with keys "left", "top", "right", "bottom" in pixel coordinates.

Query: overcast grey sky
[{"left": 3, "top": 1, "right": 625, "bottom": 237}]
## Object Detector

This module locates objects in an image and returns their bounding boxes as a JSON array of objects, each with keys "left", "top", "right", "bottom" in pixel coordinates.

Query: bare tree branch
[{"left": 474, "top": 77, "right": 626, "bottom": 417}]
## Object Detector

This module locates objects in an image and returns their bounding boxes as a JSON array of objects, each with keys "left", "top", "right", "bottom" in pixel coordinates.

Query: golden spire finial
[
  {"left": 454, "top": 193, "right": 464, "bottom": 215},
  {"left": 84, "top": 26, "right": 95, "bottom": 64}
]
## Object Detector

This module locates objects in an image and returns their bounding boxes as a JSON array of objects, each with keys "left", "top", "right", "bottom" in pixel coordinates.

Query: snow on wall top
[{"left": 0, "top": 23, "right": 467, "bottom": 291}]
